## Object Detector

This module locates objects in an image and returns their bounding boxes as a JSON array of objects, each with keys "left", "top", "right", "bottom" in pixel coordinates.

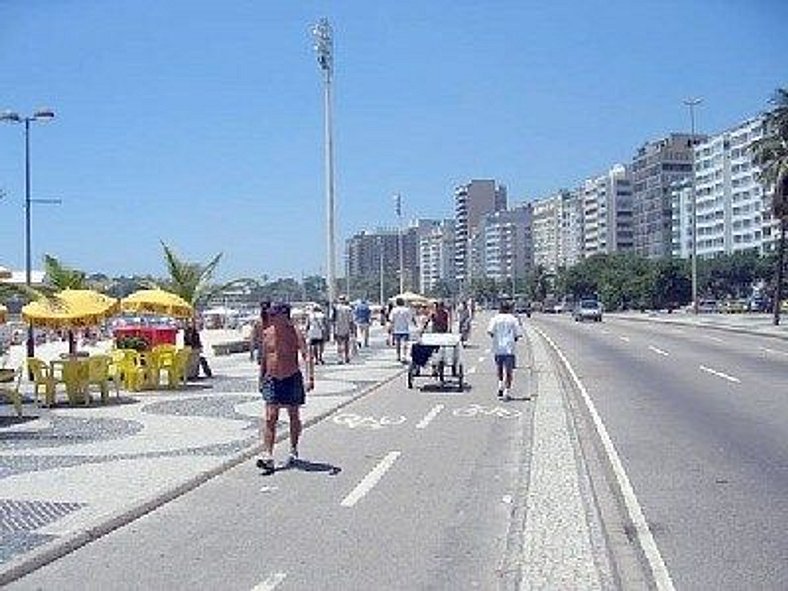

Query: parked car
[
  {"left": 513, "top": 297, "right": 532, "bottom": 317},
  {"left": 697, "top": 299, "right": 720, "bottom": 313},
  {"left": 721, "top": 299, "right": 748, "bottom": 313},
  {"left": 573, "top": 299, "right": 603, "bottom": 322}
]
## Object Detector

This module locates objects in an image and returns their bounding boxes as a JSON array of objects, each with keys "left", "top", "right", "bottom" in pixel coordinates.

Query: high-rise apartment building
[
  {"left": 582, "top": 164, "right": 633, "bottom": 257},
  {"left": 477, "top": 204, "right": 532, "bottom": 286},
  {"left": 632, "top": 133, "right": 704, "bottom": 259},
  {"left": 419, "top": 220, "right": 456, "bottom": 294},
  {"left": 671, "top": 116, "right": 774, "bottom": 258},
  {"left": 454, "top": 180, "right": 507, "bottom": 285}
]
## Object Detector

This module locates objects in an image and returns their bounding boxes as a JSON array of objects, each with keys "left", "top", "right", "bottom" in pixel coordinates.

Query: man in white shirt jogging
[
  {"left": 487, "top": 299, "right": 523, "bottom": 401},
  {"left": 389, "top": 297, "right": 416, "bottom": 363}
]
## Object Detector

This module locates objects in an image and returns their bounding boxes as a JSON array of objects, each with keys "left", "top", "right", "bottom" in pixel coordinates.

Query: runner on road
[
  {"left": 487, "top": 299, "right": 523, "bottom": 401},
  {"left": 389, "top": 297, "right": 417, "bottom": 363}
]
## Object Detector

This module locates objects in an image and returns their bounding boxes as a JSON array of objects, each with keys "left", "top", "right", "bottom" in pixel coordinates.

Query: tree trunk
[{"left": 773, "top": 219, "right": 786, "bottom": 326}]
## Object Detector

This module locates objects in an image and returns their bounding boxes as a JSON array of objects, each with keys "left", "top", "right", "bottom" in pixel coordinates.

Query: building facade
[
  {"left": 454, "top": 179, "right": 507, "bottom": 285},
  {"left": 418, "top": 220, "right": 456, "bottom": 294},
  {"left": 582, "top": 164, "right": 633, "bottom": 257},
  {"left": 632, "top": 133, "right": 704, "bottom": 259}
]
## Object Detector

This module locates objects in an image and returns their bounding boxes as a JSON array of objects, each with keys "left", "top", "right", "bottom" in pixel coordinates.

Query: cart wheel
[
  {"left": 407, "top": 366, "right": 414, "bottom": 389},
  {"left": 457, "top": 364, "right": 464, "bottom": 392}
]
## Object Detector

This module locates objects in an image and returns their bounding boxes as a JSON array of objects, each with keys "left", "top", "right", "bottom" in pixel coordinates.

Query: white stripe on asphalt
[
  {"left": 619, "top": 335, "right": 630, "bottom": 342},
  {"left": 341, "top": 451, "right": 401, "bottom": 507},
  {"left": 534, "top": 327, "right": 675, "bottom": 591},
  {"left": 700, "top": 365, "right": 741, "bottom": 383},
  {"left": 760, "top": 346, "right": 788, "bottom": 357},
  {"left": 704, "top": 335, "right": 723, "bottom": 343},
  {"left": 478, "top": 356, "right": 486, "bottom": 363},
  {"left": 251, "top": 572, "right": 287, "bottom": 591},
  {"left": 648, "top": 345, "right": 669, "bottom": 357},
  {"left": 467, "top": 366, "right": 477, "bottom": 374},
  {"left": 416, "top": 404, "right": 444, "bottom": 429}
]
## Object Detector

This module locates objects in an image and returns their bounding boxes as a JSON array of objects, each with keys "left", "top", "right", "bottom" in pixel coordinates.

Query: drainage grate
[{"left": 0, "top": 498, "right": 86, "bottom": 533}]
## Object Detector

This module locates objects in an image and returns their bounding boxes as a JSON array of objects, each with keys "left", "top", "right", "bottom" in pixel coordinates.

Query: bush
[{"left": 116, "top": 335, "right": 150, "bottom": 352}]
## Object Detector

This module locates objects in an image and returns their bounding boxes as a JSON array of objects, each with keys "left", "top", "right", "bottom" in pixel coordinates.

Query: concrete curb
[{"left": 0, "top": 364, "right": 407, "bottom": 586}]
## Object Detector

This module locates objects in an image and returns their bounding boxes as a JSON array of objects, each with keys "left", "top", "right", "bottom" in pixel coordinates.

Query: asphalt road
[
  {"left": 532, "top": 313, "right": 788, "bottom": 590},
  {"left": 8, "top": 325, "right": 537, "bottom": 590}
]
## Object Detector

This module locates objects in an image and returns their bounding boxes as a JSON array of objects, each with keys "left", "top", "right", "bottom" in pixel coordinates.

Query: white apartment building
[
  {"left": 419, "top": 220, "right": 455, "bottom": 294},
  {"left": 689, "top": 116, "right": 774, "bottom": 257},
  {"left": 532, "top": 190, "right": 580, "bottom": 272},
  {"left": 477, "top": 205, "right": 532, "bottom": 285},
  {"left": 454, "top": 180, "right": 507, "bottom": 284},
  {"left": 582, "top": 164, "right": 633, "bottom": 257}
]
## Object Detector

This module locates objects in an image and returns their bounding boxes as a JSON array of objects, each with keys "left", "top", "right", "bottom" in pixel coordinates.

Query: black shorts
[{"left": 260, "top": 371, "right": 306, "bottom": 406}]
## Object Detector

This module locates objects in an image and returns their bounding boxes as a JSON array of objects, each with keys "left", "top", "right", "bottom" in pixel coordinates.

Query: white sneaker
[
  {"left": 287, "top": 448, "right": 299, "bottom": 466},
  {"left": 502, "top": 389, "right": 511, "bottom": 402}
]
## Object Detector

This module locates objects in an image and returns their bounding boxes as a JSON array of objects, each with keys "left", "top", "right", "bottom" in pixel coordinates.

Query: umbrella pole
[{"left": 68, "top": 330, "right": 77, "bottom": 355}]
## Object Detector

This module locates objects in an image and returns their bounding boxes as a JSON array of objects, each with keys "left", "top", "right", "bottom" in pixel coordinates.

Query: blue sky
[{"left": 1, "top": 0, "right": 786, "bottom": 281}]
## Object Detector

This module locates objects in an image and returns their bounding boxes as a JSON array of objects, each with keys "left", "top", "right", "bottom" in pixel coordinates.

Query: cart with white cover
[{"left": 407, "top": 332, "right": 464, "bottom": 391}]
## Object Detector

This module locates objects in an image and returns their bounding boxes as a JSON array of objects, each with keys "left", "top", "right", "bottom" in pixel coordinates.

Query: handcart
[{"left": 407, "top": 332, "right": 464, "bottom": 391}]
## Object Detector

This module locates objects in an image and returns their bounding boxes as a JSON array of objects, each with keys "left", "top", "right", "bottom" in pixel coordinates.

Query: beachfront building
[
  {"left": 632, "top": 133, "right": 705, "bottom": 259},
  {"left": 418, "top": 220, "right": 456, "bottom": 294},
  {"left": 581, "top": 164, "right": 634, "bottom": 257},
  {"left": 477, "top": 204, "right": 533, "bottom": 289},
  {"left": 454, "top": 180, "right": 507, "bottom": 288},
  {"left": 671, "top": 115, "right": 774, "bottom": 258}
]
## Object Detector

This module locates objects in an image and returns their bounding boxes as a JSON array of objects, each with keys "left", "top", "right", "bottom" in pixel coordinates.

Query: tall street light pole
[
  {"left": 378, "top": 236, "right": 384, "bottom": 305},
  {"left": 1, "top": 107, "right": 56, "bottom": 359},
  {"left": 395, "top": 193, "right": 404, "bottom": 294},
  {"left": 312, "top": 19, "right": 337, "bottom": 308},
  {"left": 684, "top": 97, "right": 702, "bottom": 315}
]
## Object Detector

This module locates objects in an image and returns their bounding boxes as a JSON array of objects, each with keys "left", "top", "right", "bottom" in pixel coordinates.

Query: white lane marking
[
  {"left": 467, "top": 366, "right": 477, "bottom": 374},
  {"left": 341, "top": 451, "right": 401, "bottom": 507},
  {"left": 416, "top": 404, "right": 444, "bottom": 429},
  {"left": 704, "top": 335, "right": 723, "bottom": 343},
  {"left": 648, "top": 345, "right": 669, "bottom": 357},
  {"left": 699, "top": 365, "right": 741, "bottom": 383},
  {"left": 619, "top": 335, "right": 631, "bottom": 342},
  {"left": 478, "top": 356, "right": 486, "bottom": 363},
  {"left": 760, "top": 346, "right": 788, "bottom": 357},
  {"left": 600, "top": 328, "right": 610, "bottom": 334},
  {"left": 484, "top": 348, "right": 491, "bottom": 354},
  {"left": 251, "top": 572, "right": 287, "bottom": 591},
  {"left": 534, "top": 327, "right": 675, "bottom": 590}
]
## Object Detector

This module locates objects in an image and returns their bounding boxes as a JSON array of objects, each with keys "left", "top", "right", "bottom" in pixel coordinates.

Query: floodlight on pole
[
  {"left": 394, "top": 193, "right": 405, "bottom": 294},
  {"left": 684, "top": 97, "right": 703, "bottom": 315},
  {"left": 312, "top": 18, "right": 337, "bottom": 307},
  {"left": 1, "top": 107, "right": 56, "bottom": 360}
]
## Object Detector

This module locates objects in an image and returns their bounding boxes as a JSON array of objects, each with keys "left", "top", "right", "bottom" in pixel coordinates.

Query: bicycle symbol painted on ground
[
  {"left": 332, "top": 413, "right": 407, "bottom": 430},
  {"left": 452, "top": 404, "right": 521, "bottom": 419}
]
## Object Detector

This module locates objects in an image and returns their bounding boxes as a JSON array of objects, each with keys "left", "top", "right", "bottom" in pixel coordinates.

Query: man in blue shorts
[
  {"left": 487, "top": 300, "right": 523, "bottom": 401},
  {"left": 389, "top": 297, "right": 416, "bottom": 363}
]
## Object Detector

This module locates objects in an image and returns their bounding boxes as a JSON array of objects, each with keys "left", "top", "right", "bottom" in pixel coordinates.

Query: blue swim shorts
[
  {"left": 260, "top": 371, "right": 306, "bottom": 406},
  {"left": 494, "top": 354, "right": 516, "bottom": 371}
]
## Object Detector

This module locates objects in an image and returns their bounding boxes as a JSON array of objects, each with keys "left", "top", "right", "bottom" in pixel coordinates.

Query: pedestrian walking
[
  {"left": 353, "top": 299, "right": 372, "bottom": 348},
  {"left": 256, "top": 302, "right": 314, "bottom": 475},
  {"left": 457, "top": 300, "right": 471, "bottom": 344},
  {"left": 486, "top": 300, "right": 523, "bottom": 401},
  {"left": 306, "top": 303, "right": 326, "bottom": 364},
  {"left": 389, "top": 297, "right": 417, "bottom": 363},
  {"left": 184, "top": 317, "right": 212, "bottom": 379},
  {"left": 332, "top": 295, "right": 354, "bottom": 364}
]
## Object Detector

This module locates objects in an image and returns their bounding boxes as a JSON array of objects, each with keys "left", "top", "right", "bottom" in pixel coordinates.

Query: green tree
[
  {"left": 42, "top": 254, "right": 89, "bottom": 353},
  {"left": 751, "top": 86, "right": 788, "bottom": 324}
]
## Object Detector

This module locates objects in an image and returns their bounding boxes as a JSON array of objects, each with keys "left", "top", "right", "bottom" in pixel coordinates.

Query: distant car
[
  {"left": 513, "top": 298, "right": 532, "bottom": 317},
  {"left": 573, "top": 299, "right": 603, "bottom": 322},
  {"left": 721, "top": 299, "right": 748, "bottom": 313},
  {"left": 697, "top": 299, "right": 719, "bottom": 313}
]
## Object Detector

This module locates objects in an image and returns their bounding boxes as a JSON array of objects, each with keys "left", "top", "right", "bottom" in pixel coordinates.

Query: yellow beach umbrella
[
  {"left": 22, "top": 289, "right": 120, "bottom": 329},
  {"left": 120, "top": 288, "right": 193, "bottom": 319}
]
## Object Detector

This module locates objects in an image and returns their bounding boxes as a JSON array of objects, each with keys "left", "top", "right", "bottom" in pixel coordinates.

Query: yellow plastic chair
[
  {"left": 164, "top": 346, "right": 191, "bottom": 389},
  {"left": 117, "top": 349, "right": 149, "bottom": 392},
  {"left": 0, "top": 367, "right": 23, "bottom": 417},
  {"left": 50, "top": 358, "right": 90, "bottom": 406},
  {"left": 86, "top": 355, "right": 116, "bottom": 404},
  {"left": 26, "top": 357, "right": 63, "bottom": 407},
  {"left": 150, "top": 344, "right": 177, "bottom": 388}
]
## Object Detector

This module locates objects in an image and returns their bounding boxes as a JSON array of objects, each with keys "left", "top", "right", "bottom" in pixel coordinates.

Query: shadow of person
[{"left": 285, "top": 459, "right": 342, "bottom": 475}]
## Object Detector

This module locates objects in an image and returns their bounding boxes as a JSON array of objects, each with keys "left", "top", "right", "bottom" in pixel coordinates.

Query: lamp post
[
  {"left": 1, "top": 107, "right": 56, "bottom": 359},
  {"left": 394, "top": 193, "right": 404, "bottom": 294},
  {"left": 312, "top": 19, "right": 337, "bottom": 308},
  {"left": 684, "top": 97, "right": 702, "bottom": 315},
  {"left": 378, "top": 236, "right": 384, "bottom": 305}
]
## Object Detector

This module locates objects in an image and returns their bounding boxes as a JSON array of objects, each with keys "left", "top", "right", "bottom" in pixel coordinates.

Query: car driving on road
[{"left": 573, "top": 299, "right": 603, "bottom": 322}]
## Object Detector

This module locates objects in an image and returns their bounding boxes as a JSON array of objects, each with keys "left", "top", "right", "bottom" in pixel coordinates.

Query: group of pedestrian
[{"left": 247, "top": 294, "right": 525, "bottom": 475}]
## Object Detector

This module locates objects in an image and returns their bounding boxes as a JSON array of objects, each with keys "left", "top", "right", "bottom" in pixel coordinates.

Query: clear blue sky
[{"left": 1, "top": 0, "right": 786, "bottom": 281}]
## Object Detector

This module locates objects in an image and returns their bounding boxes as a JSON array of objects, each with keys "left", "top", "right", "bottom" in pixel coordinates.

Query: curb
[{"left": 0, "top": 363, "right": 407, "bottom": 586}]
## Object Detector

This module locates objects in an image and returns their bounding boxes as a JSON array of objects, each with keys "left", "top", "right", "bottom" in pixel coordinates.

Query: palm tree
[
  {"left": 157, "top": 241, "right": 257, "bottom": 309},
  {"left": 751, "top": 86, "right": 788, "bottom": 325},
  {"left": 43, "top": 254, "right": 88, "bottom": 353}
]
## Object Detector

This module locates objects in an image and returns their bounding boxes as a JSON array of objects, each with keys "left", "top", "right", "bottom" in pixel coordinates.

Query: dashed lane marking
[
  {"left": 341, "top": 451, "right": 401, "bottom": 507},
  {"left": 619, "top": 336, "right": 631, "bottom": 342},
  {"left": 648, "top": 345, "right": 670, "bottom": 357},
  {"left": 251, "top": 572, "right": 287, "bottom": 590},
  {"left": 704, "top": 335, "right": 724, "bottom": 343},
  {"left": 760, "top": 346, "right": 788, "bottom": 357},
  {"left": 700, "top": 365, "right": 741, "bottom": 383},
  {"left": 416, "top": 404, "right": 444, "bottom": 429}
]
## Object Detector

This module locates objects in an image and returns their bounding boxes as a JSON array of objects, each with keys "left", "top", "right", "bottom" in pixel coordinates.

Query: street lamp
[
  {"left": 394, "top": 193, "right": 404, "bottom": 294},
  {"left": 312, "top": 19, "right": 337, "bottom": 307},
  {"left": 684, "top": 97, "right": 702, "bottom": 315},
  {"left": 378, "top": 236, "right": 384, "bottom": 305},
  {"left": 1, "top": 107, "right": 56, "bottom": 359}
]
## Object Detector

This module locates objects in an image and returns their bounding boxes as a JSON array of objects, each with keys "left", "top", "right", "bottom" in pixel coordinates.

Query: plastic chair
[
  {"left": 26, "top": 357, "right": 63, "bottom": 407},
  {"left": 50, "top": 358, "right": 90, "bottom": 405},
  {"left": 117, "top": 349, "right": 149, "bottom": 391},
  {"left": 150, "top": 344, "right": 177, "bottom": 388},
  {"left": 0, "top": 366, "right": 23, "bottom": 417},
  {"left": 108, "top": 349, "right": 125, "bottom": 392},
  {"left": 85, "top": 355, "right": 116, "bottom": 404},
  {"left": 164, "top": 346, "right": 191, "bottom": 389}
]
